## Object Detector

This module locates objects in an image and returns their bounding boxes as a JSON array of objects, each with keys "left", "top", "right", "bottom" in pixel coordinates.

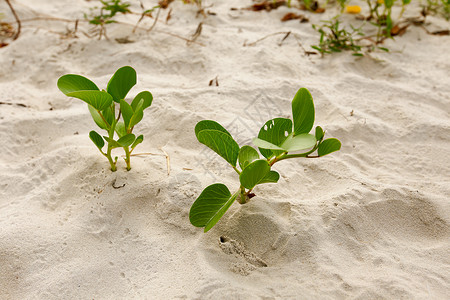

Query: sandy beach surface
[{"left": 1, "top": 0, "right": 449, "bottom": 299}]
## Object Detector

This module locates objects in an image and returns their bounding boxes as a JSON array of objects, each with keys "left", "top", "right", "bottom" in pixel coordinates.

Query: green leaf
[
  {"left": 204, "top": 192, "right": 238, "bottom": 233},
  {"left": 117, "top": 134, "right": 136, "bottom": 147},
  {"left": 256, "top": 118, "right": 292, "bottom": 159},
  {"left": 195, "top": 120, "right": 232, "bottom": 138},
  {"left": 102, "top": 105, "right": 114, "bottom": 126},
  {"left": 103, "top": 136, "right": 121, "bottom": 148},
  {"left": 239, "top": 159, "right": 270, "bottom": 189},
  {"left": 89, "top": 131, "right": 104, "bottom": 150},
  {"left": 115, "top": 122, "right": 127, "bottom": 138},
  {"left": 131, "top": 135, "right": 143, "bottom": 149},
  {"left": 88, "top": 105, "right": 109, "bottom": 130},
  {"left": 318, "top": 138, "right": 341, "bottom": 157},
  {"left": 57, "top": 74, "right": 99, "bottom": 95},
  {"left": 131, "top": 91, "right": 153, "bottom": 110},
  {"left": 129, "top": 99, "right": 144, "bottom": 128},
  {"left": 281, "top": 133, "right": 316, "bottom": 152},
  {"left": 259, "top": 170, "right": 280, "bottom": 184},
  {"left": 292, "top": 88, "right": 315, "bottom": 135},
  {"left": 315, "top": 126, "right": 324, "bottom": 141},
  {"left": 189, "top": 184, "right": 237, "bottom": 232},
  {"left": 120, "top": 99, "right": 133, "bottom": 129},
  {"left": 197, "top": 130, "right": 240, "bottom": 167},
  {"left": 252, "top": 138, "right": 285, "bottom": 150},
  {"left": 238, "top": 146, "right": 260, "bottom": 170},
  {"left": 107, "top": 66, "right": 137, "bottom": 103},
  {"left": 66, "top": 90, "right": 113, "bottom": 111},
  {"left": 384, "top": 0, "right": 394, "bottom": 8}
]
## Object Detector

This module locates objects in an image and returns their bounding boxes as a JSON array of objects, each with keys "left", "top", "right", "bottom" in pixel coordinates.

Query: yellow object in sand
[{"left": 346, "top": 5, "right": 361, "bottom": 14}]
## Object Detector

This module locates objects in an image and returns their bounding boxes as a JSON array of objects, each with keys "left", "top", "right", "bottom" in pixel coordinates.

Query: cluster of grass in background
[
  {"left": 426, "top": 0, "right": 450, "bottom": 19},
  {"left": 310, "top": 0, "right": 410, "bottom": 56},
  {"left": 250, "top": 0, "right": 448, "bottom": 56},
  {"left": 1, "top": 0, "right": 449, "bottom": 54}
]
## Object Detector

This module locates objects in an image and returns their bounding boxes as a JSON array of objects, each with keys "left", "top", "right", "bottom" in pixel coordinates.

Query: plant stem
[
  {"left": 106, "top": 149, "right": 117, "bottom": 171},
  {"left": 275, "top": 145, "right": 319, "bottom": 163},
  {"left": 238, "top": 186, "right": 247, "bottom": 204},
  {"left": 104, "top": 105, "right": 118, "bottom": 171},
  {"left": 123, "top": 146, "right": 131, "bottom": 170},
  {"left": 232, "top": 165, "right": 241, "bottom": 175}
]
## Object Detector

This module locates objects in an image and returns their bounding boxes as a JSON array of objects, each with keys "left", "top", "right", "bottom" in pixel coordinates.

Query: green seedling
[
  {"left": 84, "top": 0, "right": 131, "bottom": 39},
  {"left": 312, "top": 18, "right": 366, "bottom": 56},
  {"left": 57, "top": 66, "right": 153, "bottom": 171},
  {"left": 365, "top": 0, "right": 411, "bottom": 42},
  {"left": 189, "top": 88, "right": 341, "bottom": 232}
]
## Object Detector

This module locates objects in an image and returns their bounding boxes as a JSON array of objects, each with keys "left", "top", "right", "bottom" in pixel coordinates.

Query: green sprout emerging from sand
[
  {"left": 57, "top": 66, "right": 153, "bottom": 171},
  {"left": 189, "top": 88, "right": 341, "bottom": 232}
]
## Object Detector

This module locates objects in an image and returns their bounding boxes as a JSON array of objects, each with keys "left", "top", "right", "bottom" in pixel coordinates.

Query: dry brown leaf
[
  {"left": 281, "top": 12, "right": 308, "bottom": 23},
  {"left": 247, "top": 0, "right": 286, "bottom": 12},
  {"left": 158, "top": 0, "right": 174, "bottom": 9},
  {"left": 391, "top": 24, "right": 409, "bottom": 36}
]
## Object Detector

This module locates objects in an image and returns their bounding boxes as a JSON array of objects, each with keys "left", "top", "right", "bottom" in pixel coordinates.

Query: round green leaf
[
  {"left": 197, "top": 129, "right": 239, "bottom": 167},
  {"left": 315, "top": 126, "right": 324, "bottom": 141},
  {"left": 239, "top": 159, "right": 270, "bottom": 189},
  {"left": 103, "top": 136, "right": 121, "bottom": 149},
  {"left": 189, "top": 184, "right": 236, "bottom": 231},
  {"left": 66, "top": 90, "right": 113, "bottom": 111},
  {"left": 117, "top": 134, "right": 136, "bottom": 147},
  {"left": 107, "top": 66, "right": 137, "bottom": 102},
  {"left": 57, "top": 74, "right": 99, "bottom": 95},
  {"left": 195, "top": 120, "right": 232, "bottom": 139},
  {"left": 120, "top": 99, "right": 134, "bottom": 129},
  {"left": 257, "top": 118, "right": 292, "bottom": 159},
  {"left": 129, "top": 99, "right": 144, "bottom": 128},
  {"left": 292, "top": 88, "right": 315, "bottom": 135},
  {"left": 318, "top": 138, "right": 341, "bottom": 157},
  {"left": 131, "top": 135, "right": 143, "bottom": 149},
  {"left": 252, "top": 138, "right": 285, "bottom": 150},
  {"left": 204, "top": 192, "right": 238, "bottom": 233},
  {"left": 115, "top": 121, "right": 127, "bottom": 138},
  {"left": 131, "top": 91, "right": 153, "bottom": 110},
  {"left": 89, "top": 131, "right": 104, "bottom": 150},
  {"left": 238, "top": 146, "right": 260, "bottom": 170},
  {"left": 88, "top": 105, "right": 109, "bottom": 130},
  {"left": 102, "top": 106, "right": 115, "bottom": 126},
  {"left": 281, "top": 133, "right": 316, "bottom": 152},
  {"left": 259, "top": 170, "right": 280, "bottom": 184}
]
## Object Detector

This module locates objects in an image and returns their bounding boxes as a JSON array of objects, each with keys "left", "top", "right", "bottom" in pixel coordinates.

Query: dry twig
[{"left": 5, "top": 0, "right": 21, "bottom": 40}]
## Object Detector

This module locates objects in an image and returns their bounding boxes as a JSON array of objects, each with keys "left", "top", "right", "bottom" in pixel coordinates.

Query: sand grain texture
[{"left": 0, "top": 0, "right": 449, "bottom": 299}]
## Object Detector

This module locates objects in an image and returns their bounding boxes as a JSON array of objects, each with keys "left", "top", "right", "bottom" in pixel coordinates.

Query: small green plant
[
  {"left": 189, "top": 88, "right": 341, "bottom": 232},
  {"left": 84, "top": 0, "right": 131, "bottom": 39},
  {"left": 312, "top": 18, "right": 366, "bottom": 56},
  {"left": 57, "top": 66, "right": 153, "bottom": 171},
  {"left": 365, "top": 0, "right": 411, "bottom": 42}
]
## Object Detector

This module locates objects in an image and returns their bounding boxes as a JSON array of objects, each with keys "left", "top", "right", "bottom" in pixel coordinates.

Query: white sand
[{"left": 1, "top": 0, "right": 449, "bottom": 299}]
